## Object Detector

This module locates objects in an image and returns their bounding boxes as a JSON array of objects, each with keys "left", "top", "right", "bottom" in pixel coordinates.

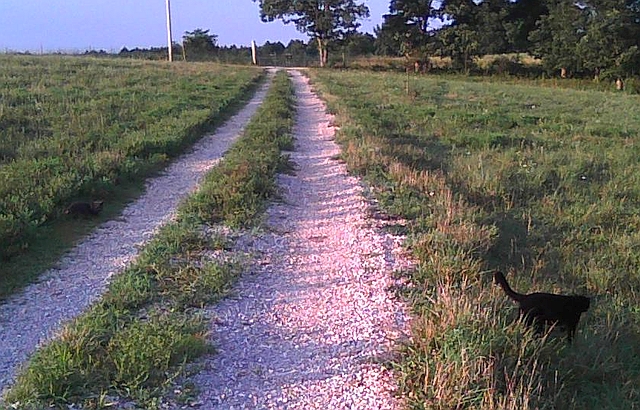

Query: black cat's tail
[{"left": 494, "top": 271, "right": 524, "bottom": 302}]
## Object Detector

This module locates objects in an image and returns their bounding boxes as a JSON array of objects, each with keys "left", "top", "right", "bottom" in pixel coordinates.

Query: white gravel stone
[{"left": 183, "top": 70, "right": 413, "bottom": 409}]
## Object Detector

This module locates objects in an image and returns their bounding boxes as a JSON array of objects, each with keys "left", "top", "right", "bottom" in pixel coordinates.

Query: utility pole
[{"left": 165, "top": 0, "right": 173, "bottom": 62}]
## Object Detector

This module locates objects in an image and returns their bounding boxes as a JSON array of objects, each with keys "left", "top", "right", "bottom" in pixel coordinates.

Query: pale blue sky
[{"left": 0, "top": 1, "right": 390, "bottom": 53}]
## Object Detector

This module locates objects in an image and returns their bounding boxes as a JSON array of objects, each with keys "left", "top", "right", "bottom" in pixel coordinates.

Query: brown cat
[
  {"left": 64, "top": 200, "right": 104, "bottom": 217},
  {"left": 494, "top": 271, "right": 590, "bottom": 341}
]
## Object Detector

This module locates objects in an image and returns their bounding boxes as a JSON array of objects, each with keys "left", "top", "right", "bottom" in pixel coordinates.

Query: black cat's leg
[
  {"left": 522, "top": 308, "right": 544, "bottom": 336},
  {"left": 567, "top": 323, "right": 577, "bottom": 343}
]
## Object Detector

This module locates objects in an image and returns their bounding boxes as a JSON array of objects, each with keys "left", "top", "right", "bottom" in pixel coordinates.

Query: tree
[
  {"left": 440, "top": 0, "right": 478, "bottom": 26},
  {"left": 285, "top": 39, "right": 312, "bottom": 66},
  {"left": 261, "top": 40, "right": 286, "bottom": 56},
  {"left": 528, "top": 0, "right": 596, "bottom": 77},
  {"left": 183, "top": 28, "right": 218, "bottom": 61},
  {"left": 391, "top": 0, "right": 435, "bottom": 33},
  {"left": 344, "top": 32, "right": 375, "bottom": 56},
  {"left": 377, "top": 0, "right": 437, "bottom": 57},
  {"left": 374, "top": 24, "right": 403, "bottom": 56},
  {"left": 435, "top": 0, "right": 481, "bottom": 70},
  {"left": 259, "top": 41, "right": 287, "bottom": 65},
  {"left": 438, "top": 23, "right": 480, "bottom": 71},
  {"left": 576, "top": 0, "right": 640, "bottom": 79},
  {"left": 253, "top": 0, "right": 370, "bottom": 67},
  {"left": 504, "top": 0, "right": 548, "bottom": 52},
  {"left": 474, "top": 0, "right": 511, "bottom": 55}
]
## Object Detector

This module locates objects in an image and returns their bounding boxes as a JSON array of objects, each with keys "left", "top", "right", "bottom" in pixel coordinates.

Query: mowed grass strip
[
  {"left": 3, "top": 71, "right": 295, "bottom": 409},
  {"left": 309, "top": 69, "right": 640, "bottom": 409},
  {"left": 0, "top": 55, "right": 263, "bottom": 296}
]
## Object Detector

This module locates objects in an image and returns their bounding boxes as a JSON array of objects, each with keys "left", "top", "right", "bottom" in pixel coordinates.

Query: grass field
[
  {"left": 4, "top": 71, "right": 295, "bottom": 409},
  {"left": 4, "top": 55, "right": 640, "bottom": 408},
  {"left": 0, "top": 55, "right": 262, "bottom": 298},
  {"left": 310, "top": 69, "right": 640, "bottom": 409}
]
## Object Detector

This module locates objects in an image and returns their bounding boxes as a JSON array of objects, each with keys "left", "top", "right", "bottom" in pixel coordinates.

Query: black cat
[
  {"left": 64, "top": 200, "right": 104, "bottom": 217},
  {"left": 494, "top": 271, "right": 590, "bottom": 341}
]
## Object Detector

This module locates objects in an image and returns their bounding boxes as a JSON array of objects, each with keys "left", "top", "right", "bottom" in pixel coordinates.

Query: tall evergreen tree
[
  {"left": 380, "top": 0, "right": 640, "bottom": 77},
  {"left": 439, "top": 0, "right": 541, "bottom": 56},
  {"left": 437, "top": 0, "right": 481, "bottom": 69},
  {"left": 530, "top": 0, "right": 640, "bottom": 77},
  {"left": 374, "top": 24, "right": 404, "bottom": 56},
  {"left": 182, "top": 29, "right": 218, "bottom": 61},
  {"left": 474, "top": 0, "right": 511, "bottom": 55}
]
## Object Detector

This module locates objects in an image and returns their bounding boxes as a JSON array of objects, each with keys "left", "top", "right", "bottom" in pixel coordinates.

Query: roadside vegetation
[
  {"left": 310, "top": 69, "right": 640, "bottom": 409},
  {"left": 3, "top": 71, "right": 295, "bottom": 409},
  {"left": 344, "top": 54, "right": 640, "bottom": 94},
  {"left": 0, "top": 55, "right": 262, "bottom": 299}
]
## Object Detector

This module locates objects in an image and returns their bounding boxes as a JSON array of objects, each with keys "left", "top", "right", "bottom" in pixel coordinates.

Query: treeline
[
  {"left": 116, "top": 36, "right": 374, "bottom": 68},
  {"left": 117, "top": 41, "right": 318, "bottom": 66},
  {"left": 113, "top": 28, "right": 320, "bottom": 66},
  {"left": 376, "top": 0, "right": 640, "bottom": 79},
  {"left": 117, "top": 44, "right": 258, "bottom": 65},
  {"left": 89, "top": 0, "right": 640, "bottom": 80}
]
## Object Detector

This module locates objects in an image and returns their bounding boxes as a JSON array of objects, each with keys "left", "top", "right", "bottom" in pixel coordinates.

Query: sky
[{"left": 0, "top": 1, "right": 391, "bottom": 53}]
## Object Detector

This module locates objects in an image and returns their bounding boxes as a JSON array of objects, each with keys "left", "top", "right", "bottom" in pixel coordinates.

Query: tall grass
[
  {"left": 3, "top": 71, "right": 295, "bottom": 409},
  {"left": 0, "top": 55, "right": 262, "bottom": 263},
  {"left": 309, "top": 69, "right": 640, "bottom": 409}
]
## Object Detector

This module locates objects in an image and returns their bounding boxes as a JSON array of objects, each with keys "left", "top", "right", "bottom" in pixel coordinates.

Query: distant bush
[
  {"left": 344, "top": 54, "right": 550, "bottom": 77},
  {"left": 473, "top": 54, "right": 544, "bottom": 77}
]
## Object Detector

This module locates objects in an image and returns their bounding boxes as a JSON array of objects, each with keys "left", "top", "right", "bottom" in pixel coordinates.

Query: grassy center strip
[{"left": 3, "top": 70, "right": 295, "bottom": 409}]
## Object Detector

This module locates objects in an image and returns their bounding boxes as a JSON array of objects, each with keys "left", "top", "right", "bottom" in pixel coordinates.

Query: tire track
[
  {"left": 183, "top": 70, "right": 411, "bottom": 409},
  {"left": 0, "top": 70, "right": 274, "bottom": 391}
]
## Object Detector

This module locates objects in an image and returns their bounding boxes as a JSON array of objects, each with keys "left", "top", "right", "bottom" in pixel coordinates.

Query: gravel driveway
[
  {"left": 184, "top": 70, "right": 412, "bottom": 409},
  {"left": 0, "top": 71, "right": 274, "bottom": 391}
]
